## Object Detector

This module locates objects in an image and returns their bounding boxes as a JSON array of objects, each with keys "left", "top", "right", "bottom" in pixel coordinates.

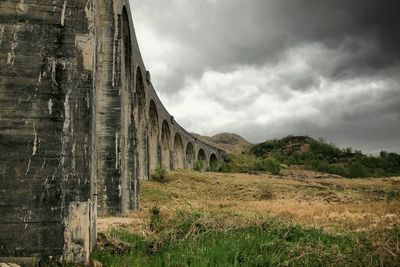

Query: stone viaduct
[{"left": 0, "top": 0, "right": 224, "bottom": 264}]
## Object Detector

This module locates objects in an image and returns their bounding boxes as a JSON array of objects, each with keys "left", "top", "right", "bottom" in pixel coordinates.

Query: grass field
[{"left": 94, "top": 168, "right": 400, "bottom": 266}]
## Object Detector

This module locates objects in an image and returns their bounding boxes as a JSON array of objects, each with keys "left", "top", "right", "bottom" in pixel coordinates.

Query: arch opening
[
  {"left": 120, "top": 6, "right": 136, "bottom": 213},
  {"left": 209, "top": 153, "right": 219, "bottom": 172},
  {"left": 135, "top": 67, "right": 147, "bottom": 180},
  {"left": 161, "top": 120, "right": 171, "bottom": 170},
  {"left": 196, "top": 148, "right": 207, "bottom": 172},
  {"left": 185, "top": 142, "right": 195, "bottom": 169},
  {"left": 173, "top": 133, "right": 184, "bottom": 170},
  {"left": 197, "top": 148, "right": 206, "bottom": 162},
  {"left": 148, "top": 100, "right": 159, "bottom": 174}
]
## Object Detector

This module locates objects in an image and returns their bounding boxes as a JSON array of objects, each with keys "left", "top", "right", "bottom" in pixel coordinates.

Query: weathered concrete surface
[
  {"left": 0, "top": 0, "right": 96, "bottom": 264},
  {"left": 0, "top": 0, "right": 225, "bottom": 264}
]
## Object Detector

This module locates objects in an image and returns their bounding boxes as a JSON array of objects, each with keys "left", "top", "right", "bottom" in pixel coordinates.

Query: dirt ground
[{"left": 98, "top": 168, "right": 400, "bottom": 235}]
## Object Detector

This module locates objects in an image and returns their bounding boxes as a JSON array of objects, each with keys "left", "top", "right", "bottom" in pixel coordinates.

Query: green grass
[
  {"left": 140, "top": 187, "right": 171, "bottom": 203},
  {"left": 92, "top": 211, "right": 399, "bottom": 267}
]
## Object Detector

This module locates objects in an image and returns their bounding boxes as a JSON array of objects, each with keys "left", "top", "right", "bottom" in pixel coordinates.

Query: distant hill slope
[
  {"left": 191, "top": 133, "right": 252, "bottom": 154},
  {"left": 251, "top": 136, "right": 353, "bottom": 161},
  {"left": 249, "top": 135, "right": 400, "bottom": 178}
]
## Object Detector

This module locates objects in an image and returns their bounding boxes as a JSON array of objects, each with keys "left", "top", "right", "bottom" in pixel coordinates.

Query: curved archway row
[{"left": 145, "top": 107, "right": 225, "bottom": 174}]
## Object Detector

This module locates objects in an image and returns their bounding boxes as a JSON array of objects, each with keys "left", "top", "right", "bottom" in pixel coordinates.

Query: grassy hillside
[
  {"left": 222, "top": 135, "right": 400, "bottom": 178},
  {"left": 92, "top": 136, "right": 400, "bottom": 266},
  {"left": 94, "top": 170, "right": 400, "bottom": 266}
]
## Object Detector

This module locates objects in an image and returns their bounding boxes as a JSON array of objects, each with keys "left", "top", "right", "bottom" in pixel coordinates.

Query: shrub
[
  {"left": 149, "top": 206, "right": 163, "bottom": 232},
  {"left": 209, "top": 161, "right": 219, "bottom": 172},
  {"left": 151, "top": 166, "right": 168, "bottom": 183},
  {"left": 256, "top": 157, "right": 281, "bottom": 175},
  {"left": 220, "top": 154, "right": 258, "bottom": 173},
  {"left": 387, "top": 191, "right": 400, "bottom": 203},
  {"left": 258, "top": 184, "right": 274, "bottom": 200},
  {"left": 348, "top": 161, "right": 370, "bottom": 178},
  {"left": 193, "top": 160, "right": 206, "bottom": 172}
]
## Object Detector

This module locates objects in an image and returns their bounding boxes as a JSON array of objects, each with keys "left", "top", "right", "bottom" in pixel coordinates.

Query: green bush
[
  {"left": 305, "top": 159, "right": 348, "bottom": 177},
  {"left": 387, "top": 191, "right": 400, "bottom": 203},
  {"left": 149, "top": 206, "right": 163, "bottom": 232},
  {"left": 255, "top": 157, "right": 281, "bottom": 175},
  {"left": 220, "top": 154, "right": 281, "bottom": 175},
  {"left": 151, "top": 166, "right": 168, "bottom": 183},
  {"left": 193, "top": 160, "right": 206, "bottom": 172},
  {"left": 209, "top": 161, "right": 219, "bottom": 172},
  {"left": 348, "top": 161, "right": 370, "bottom": 178}
]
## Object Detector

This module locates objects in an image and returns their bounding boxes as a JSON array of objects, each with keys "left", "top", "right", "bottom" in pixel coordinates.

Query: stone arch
[
  {"left": 161, "top": 120, "right": 171, "bottom": 170},
  {"left": 198, "top": 148, "right": 207, "bottom": 162},
  {"left": 120, "top": 6, "right": 136, "bottom": 214},
  {"left": 186, "top": 142, "right": 196, "bottom": 169},
  {"left": 148, "top": 100, "right": 159, "bottom": 174},
  {"left": 135, "top": 67, "right": 147, "bottom": 180},
  {"left": 173, "top": 133, "right": 184, "bottom": 170},
  {"left": 209, "top": 153, "right": 219, "bottom": 172},
  {"left": 197, "top": 148, "right": 207, "bottom": 171}
]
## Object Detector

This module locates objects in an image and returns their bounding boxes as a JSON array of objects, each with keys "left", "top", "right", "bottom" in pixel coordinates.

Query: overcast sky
[{"left": 130, "top": 0, "right": 400, "bottom": 154}]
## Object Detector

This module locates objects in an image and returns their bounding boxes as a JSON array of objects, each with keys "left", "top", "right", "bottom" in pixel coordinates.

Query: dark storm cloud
[
  {"left": 133, "top": 0, "right": 400, "bottom": 86},
  {"left": 131, "top": 0, "right": 400, "bottom": 153}
]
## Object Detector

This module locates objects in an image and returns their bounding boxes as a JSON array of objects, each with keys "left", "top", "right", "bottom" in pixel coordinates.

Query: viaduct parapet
[{"left": 0, "top": 0, "right": 224, "bottom": 264}]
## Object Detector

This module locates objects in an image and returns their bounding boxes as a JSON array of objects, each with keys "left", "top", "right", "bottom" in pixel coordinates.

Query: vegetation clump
[
  {"left": 149, "top": 206, "right": 163, "bottom": 232},
  {"left": 257, "top": 184, "right": 274, "bottom": 200},
  {"left": 387, "top": 191, "right": 400, "bottom": 203},
  {"left": 221, "top": 154, "right": 281, "bottom": 175},
  {"left": 222, "top": 135, "right": 400, "bottom": 178},
  {"left": 255, "top": 157, "right": 281, "bottom": 175},
  {"left": 151, "top": 166, "right": 168, "bottom": 183},
  {"left": 93, "top": 211, "right": 400, "bottom": 267},
  {"left": 193, "top": 160, "right": 206, "bottom": 172}
]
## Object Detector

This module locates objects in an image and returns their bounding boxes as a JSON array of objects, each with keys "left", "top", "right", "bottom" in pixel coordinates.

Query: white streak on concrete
[
  {"left": 17, "top": 0, "right": 28, "bottom": 14},
  {"left": 61, "top": 1, "right": 67, "bottom": 26},
  {"left": 51, "top": 59, "right": 57, "bottom": 86},
  {"left": 72, "top": 141, "right": 76, "bottom": 173},
  {"left": 115, "top": 131, "right": 119, "bottom": 169},
  {"left": 25, "top": 158, "right": 31, "bottom": 175},
  {"left": 32, "top": 121, "right": 38, "bottom": 156},
  {"left": 84, "top": 135, "right": 89, "bottom": 155},
  {"left": 35, "top": 71, "right": 42, "bottom": 91},
  {"left": 51, "top": 160, "right": 62, "bottom": 182},
  {"left": 48, "top": 98, "right": 53, "bottom": 114},
  {"left": 7, "top": 25, "right": 21, "bottom": 65},
  {"left": 63, "top": 90, "right": 71, "bottom": 133},
  {"left": 84, "top": 0, "right": 95, "bottom": 32},
  {"left": 33, "top": 158, "right": 46, "bottom": 180}
]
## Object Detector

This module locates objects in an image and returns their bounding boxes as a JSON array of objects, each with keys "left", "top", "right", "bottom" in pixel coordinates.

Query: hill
[
  {"left": 251, "top": 135, "right": 354, "bottom": 160},
  {"left": 246, "top": 135, "right": 400, "bottom": 178},
  {"left": 191, "top": 132, "right": 252, "bottom": 154}
]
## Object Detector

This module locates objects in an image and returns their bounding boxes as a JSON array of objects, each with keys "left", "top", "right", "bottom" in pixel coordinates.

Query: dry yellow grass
[{"left": 98, "top": 169, "right": 400, "bottom": 235}]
